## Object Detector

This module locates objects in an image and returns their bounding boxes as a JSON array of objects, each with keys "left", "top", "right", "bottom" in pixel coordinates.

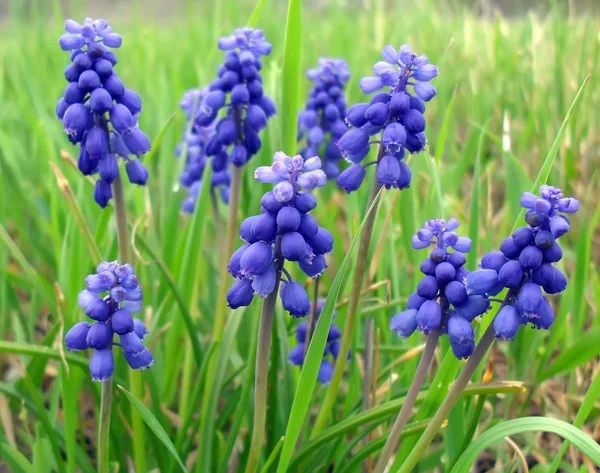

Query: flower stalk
[{"left": 245, "top": 271, "right": 282, "bottom": 473}]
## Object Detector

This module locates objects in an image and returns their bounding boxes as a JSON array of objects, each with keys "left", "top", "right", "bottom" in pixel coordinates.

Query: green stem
[
  {"left": 98, "top": 381, "right": 112, "bottom": 473},
  {"left": 372, "top": 329, "right": 441, "bottom": 473},
  {"left": 311, "top": 173, "right": 382, "bottom": 438},
  {"left": 245, "top": 272, "right": 282, "bottom": 473},
  {"left": 112, "top": 174, "right": 146, "bottom": 473},
  {"left": 397, "top": 324, "right": 497, "bottom": 473}
]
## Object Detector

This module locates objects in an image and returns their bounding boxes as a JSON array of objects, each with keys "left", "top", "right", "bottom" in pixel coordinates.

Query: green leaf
[
  {"left": 0, "top": 340, "right": 88, "bottom": 369},
  {"left": 276, "top": 188, "right": 383, "bottom": 473},
  {"left": 448, "top": 417, "right": 600, "bottom": 473},
  {"left": 259, "top": 436, "right": 284, "bottom": 473},
  {"left": 548, "top": 368, "right": 600, "bottom": 472},
  {"left": 144, "top": 112, "right": 176, "bottom": 162},
  {"left": 0, "top": 442, "right": 35, "bottom": 473},
  {"left": 279, "top": 0, "right": 302, "bottom": 153},
  {"left": 118, "top": 385, "right": 189, "bottom": 473},
  {"left": 247, "top": 0, "right": 268, "bottom": 27}
]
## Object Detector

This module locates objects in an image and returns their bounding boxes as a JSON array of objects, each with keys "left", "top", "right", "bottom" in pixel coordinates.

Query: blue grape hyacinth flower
[
  {"left": 56, "top": 19, "right": 151, "bottom": 207},
  {"left": 64, "top": 261, "right": 154, "bottom": 381},
  {"left": 464, "top": 185, "right": 579, "bottom": 339},
  {"left": 227, "top": 152, "right": 331, "bottom": 317},
  {"left": 336, "top": 44, "right": 438, "bottom": 193},
  {"left": 194, "top": 28, "right": 276, "bottom": 171},
  {"left": 176, "top": 88, "right": 231, "bottom": 213},
  {"left": 288, "top": 298, "right": 350, "bottom": 384},
  {"left": 297, "top": 58, "right": 350, "bottom": 179},
  {"left": 390, "top": 218, "right": 489, "bottom": 359}
]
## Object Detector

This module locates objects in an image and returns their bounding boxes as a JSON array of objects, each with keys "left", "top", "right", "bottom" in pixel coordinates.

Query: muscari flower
[
  {"left": 336, "top": 44, "right": 438, "bottom": 193},
  {"left": 64, "top": 261, "right": 153, "bottom": 382},
  {"left": 194, "top": 28, "right": 276, "bottom": 172},
  {"left": 56, "top": 18, "right": 151, "bottom": 207},
  {"left": 390, "top": 218, "right": 489, "bottom": 359},
  {"left": 227, "top": 152, "right": 331, "bottom": 317},
  {"left": 176, "top": 88, "right": 231, "bottom": 213},
  {"left": 297, "top": 58, "right": 350, "bottom": 179},
  {"left": 464, "top": 185, "right": 579, "bottom": 339},
  {"left": 288, "top": 298, "right": 350, "bottom": 384}
]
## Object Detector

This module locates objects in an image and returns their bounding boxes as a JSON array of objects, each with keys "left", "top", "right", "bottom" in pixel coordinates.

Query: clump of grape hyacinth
[
  {"left": 176, "top": 88, "right": 231, "bottom": 213},
  {"left": 297, "top": 58, "right": 350, "bottom": 179},
  {"left": 390, "top": 218, "right": 489, "bottom": 359},
  {"left": 194, "top": 28, "right": 276, "bottom": 172},
  {"left": 227, "top": 152, "right": 331, "bottom": 317},
  {"left": 288, "top": 299, "right": 350, "bottom": 384},
  {"left": 65, "top": 261, "right": 153, "bottom": 381},
  {"left": 336, "top": 44, "right": 438, "bottom": 193},
  {"left": 56, "top": 19, "right": 151, "bottom": 207},
  {"left": 464, "top": 185, "right": 579, "bottom": 340}
]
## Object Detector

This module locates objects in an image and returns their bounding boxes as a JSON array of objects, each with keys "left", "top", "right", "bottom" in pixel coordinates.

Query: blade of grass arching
[
  {"left": 548, "top": 368, "right": 600, "bottom": 473},
  {"left": 0, "top": 442, "right": 35, "bottom": 473},
  {"left": 466, "top": 125, "right": 486, "bottom": 271},
  {"left": 21, "top": 371, "right": 66, "bottom": 473},
  {"left": 49, "top": 162, "right": 102, "bottom": 264},
  {"left": 0, "top": 341, "right": 88, "bottom": 369},
  {"left": 144, "top": 112, "right": 176, "bottom": 163},
  {"left": 449, "top": 417, "right": 600, "bottom": 473},
  {"left": 275, "top": 189, "right": 383, "bottom": 473},
  {"left": 510, "top": 74, "right": 590, "bottom": 234},
  {"left": 118, "top": 385, "right": 189, "bottom": 473},
  {"left": 288, "top": 382, "right": 524, "bottom": 469},
  {"left": 279, "top": 0, "right": 302, "bottom": 153}
]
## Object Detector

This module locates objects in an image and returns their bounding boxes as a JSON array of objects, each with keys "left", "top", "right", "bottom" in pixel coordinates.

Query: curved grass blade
[
  {"left": 144, "top": 112, "right": 176, "bottom": 162},
  {"left": 247, "top": 0, "right": 268, "bottom": 27},
  {"left": 0, "top": 341, "right": 88, "bottom": 369},
  {"left": 118, "top": 385, "right": 189, "bottom": 473},
  {"left": 448, "top": 417, "right": 600, "bottom": 472},
  {"left": 0, "top": 442, "right": 35, "bottom": 473},
  {"left": 276, "top": 189, "right": 383, "bottom": 473}
]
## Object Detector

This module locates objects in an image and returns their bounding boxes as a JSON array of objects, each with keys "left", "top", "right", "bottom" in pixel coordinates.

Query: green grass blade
[
  {"left": 247, "top": 0, "right": 268, "bottom": 27},
  {"left": 448, "top": 417, "right": 600, "bottom": 472},
  {"left": 118, "top": 385, "right": 189, "bottom": 473},
  {"left": 258, "top": 436, "right": 285, "bottom": 473},
  {"left": 276, "top": 189, "right": 383, "bottom": 473},
  {"left": 279, "top": 0, "right": 302, "bottom": 153},
  {"left": 144, "top": 111, "right": 176, "bottom": 162},
  {"left": 0, "top": 442, "right": 35, "bottom": 473}
]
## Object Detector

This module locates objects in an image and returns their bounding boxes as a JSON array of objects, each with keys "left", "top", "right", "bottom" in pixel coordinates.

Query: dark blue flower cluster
[
  {"left": 390, "top": 218, "right": 489, "bottom": 359},
  {"left": 465, "top": 186, "right": 580, "bottom": 340},
  {"left": 56, "top": 18, "right": 151, "bottom": 207},
  {"left": 176, "top": 88, "right": 231, "bottom": 213},
  {"left": 194, "top": 28, "right": 276, "bottom": 171},
  {"left": 65, "top": 261, "right": 153, "bottom": 381},
  {"left": 297, "top": 58, "right": 350, "bottom": 179},
  {"left": 288, "top": 299, "right": 350, "bottom": 384},
  {"left": 227, "top": 152, "right": 332, "bottom": 317},
  {"left": 336, "top": 44, "right": 438, "bottom": 193}
]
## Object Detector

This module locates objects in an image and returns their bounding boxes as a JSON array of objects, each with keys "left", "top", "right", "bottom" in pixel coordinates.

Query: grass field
[{"left": 0, "top": 0, "right": 599, "bottom": 472}]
